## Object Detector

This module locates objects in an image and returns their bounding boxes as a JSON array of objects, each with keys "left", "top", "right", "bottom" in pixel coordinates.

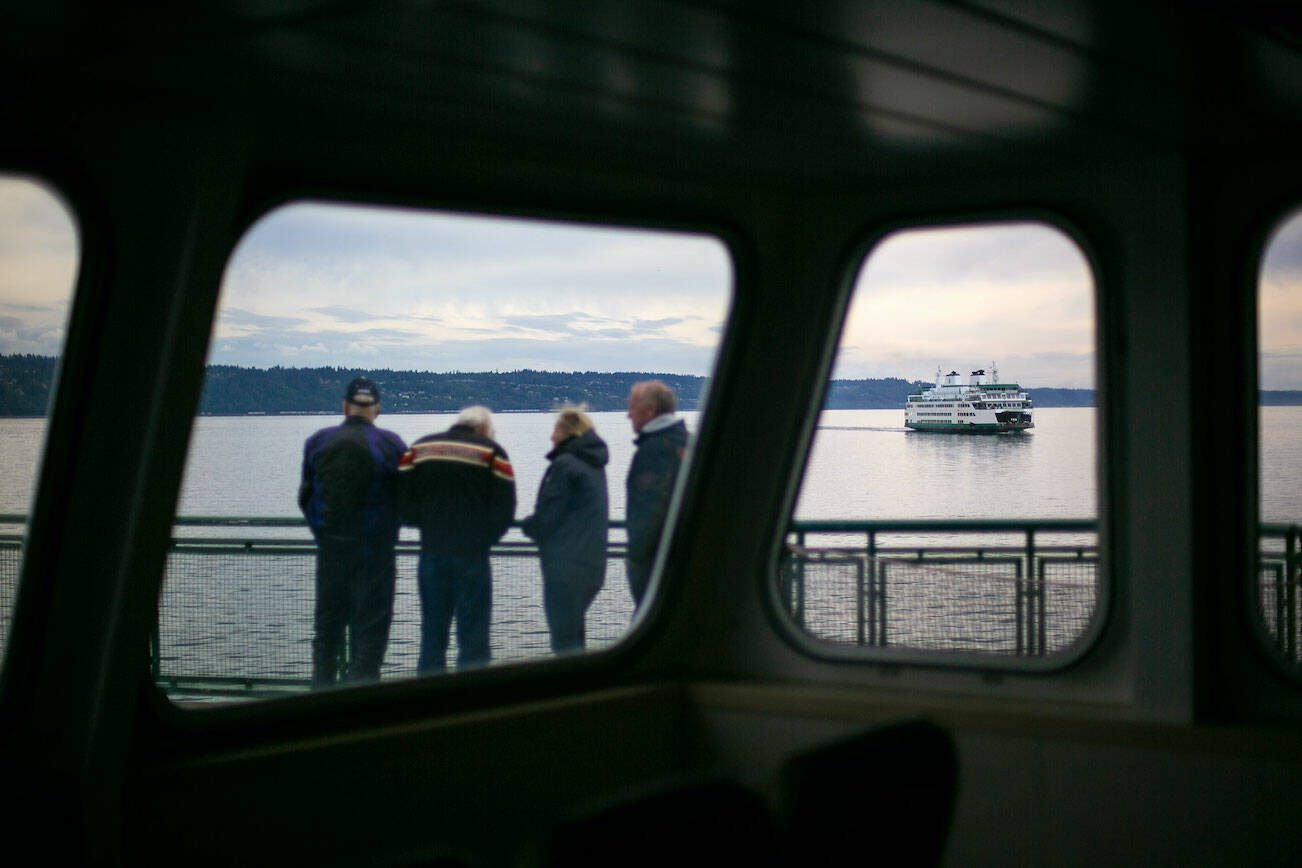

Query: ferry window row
[
  {"left": 779, "top": 222, "right": 1101, "bottom": 665},
  {"left": 1257, "top": 210, "right": 1302, "bottom": 676},
  {"left": 3, "top": 190, "right": 1300, "bottom": 704},
  {"left": 157, "top": 202, "right": 730, "bottom": 703}
]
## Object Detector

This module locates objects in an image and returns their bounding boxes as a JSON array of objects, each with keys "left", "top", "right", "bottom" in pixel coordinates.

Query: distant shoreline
[
  {"left": 3, "top": 355, "right": 1302, "bottom": 415},
  {"left": 8, "top": 403, "right": 1300, "bottom": 421}
]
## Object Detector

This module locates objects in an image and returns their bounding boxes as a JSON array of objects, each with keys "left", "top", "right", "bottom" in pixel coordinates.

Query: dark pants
[
  {"left": 312, "top": 536, "right": 396, "bottom": 687},
  {"left": 417, "top": 551, "right": 492, "bottom": 673},
  {"left": 543, "top": 561, "right": 604, "bottom": 653}
]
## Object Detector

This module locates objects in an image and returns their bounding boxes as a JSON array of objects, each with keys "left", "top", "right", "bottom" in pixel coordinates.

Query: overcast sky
[
  {"left": 0, "top": 177, "right": 78, "bottom": 356},
  {"left": 839, "top": 222, "right": 1096, "bottom": 388},
  {"left": 215, "top": 202, "right": 731, "bottom": 374},
  {"left": 4, "top": 176, "right": 1302, "bottom": 389},
  {"left": 1260, "top": 211, "right": 1302, "bottom": 390}
]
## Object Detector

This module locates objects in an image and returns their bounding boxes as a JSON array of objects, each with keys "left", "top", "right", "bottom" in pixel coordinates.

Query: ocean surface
[
  {"left": 1, "top": 407, "right": 1298, "bottom": 687},
  {"left": 174, "top": 407, "right": 1097, "bottom": 522},
  {"left": 4, "top": 406, "right": 1298, "bottom": 520}
]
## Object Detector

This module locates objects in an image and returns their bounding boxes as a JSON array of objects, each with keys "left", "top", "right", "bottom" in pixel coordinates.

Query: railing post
[
  {"left": 866, "top": 530, "right": 878, "bottom": 646},
  {"left": 874, "top": 562, "right": 889, "bottom": 647},
  {"left": 778, "top": 531, "right": 792, "bottom": 616},
  {"left": 1010, "top": 526, "right": 1041, "bottom": 656},
  {"left": 856, "top": 556, "right": 866, "bottom": 646},
  {"left": 1014, "top": 557, "right": 1024, "bottom": 656},
  {"left": 1274, "top": 553, "right": 1287, "bottom": 656},
  {"left": 1288, "top": 525, "right": 1298, "bottom": 661},
  {"left": 340, "top": 625, "right": 351, "bottom": 680},
  {"left": 149, "top": 609, "right": 161, "bottom": 681},
  {"left": 795, "top": 529, "right": 806, "bottom": 629},
  {"left": 1037, "top": 557, "right": 1048, "bottom": 656},
  {"left": 1035, "top": 529, "right": 1046, "bottom": 655}
]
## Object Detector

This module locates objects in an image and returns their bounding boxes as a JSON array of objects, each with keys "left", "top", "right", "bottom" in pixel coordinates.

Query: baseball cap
[{"left": 344, "top": 377, "right": 380, "bottom": 406}]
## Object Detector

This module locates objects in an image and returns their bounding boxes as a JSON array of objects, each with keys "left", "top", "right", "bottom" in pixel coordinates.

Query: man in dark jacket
[
  {"left": 624, "top": 380, "right": 688, "bottom": 609},
  {"left": 399, "top": 406, "right": 515, "bottom": 672},
  {"left": 522, "top": 408, "right": 609, "bottom": 653},
  {"left": 299, "top": 377, "right": 407, "bottom": 687}
]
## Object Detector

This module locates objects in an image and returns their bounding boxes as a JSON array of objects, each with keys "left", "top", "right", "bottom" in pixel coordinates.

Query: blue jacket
[
  {"left": 299, "top": 416, "right": 407, "bottom": 542},
  {"left": 625, "top": 418, "right": 688, "bottom": 582},
  {"left": 522, "top": 430, "right": 610, "bottom": 586}
]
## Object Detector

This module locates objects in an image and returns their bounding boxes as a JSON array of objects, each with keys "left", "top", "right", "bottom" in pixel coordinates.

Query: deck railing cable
[
  {"left": 782, "top": 519, "right": 1098, "bottom": 657},
  {"left": 0, "top": 515, "right": 1298, "bottom": 696}
]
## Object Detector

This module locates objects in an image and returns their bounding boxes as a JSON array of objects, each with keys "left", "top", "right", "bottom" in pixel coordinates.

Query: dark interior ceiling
[{"left": 7, "top": 1, "right": 1302, "bottom": 184}]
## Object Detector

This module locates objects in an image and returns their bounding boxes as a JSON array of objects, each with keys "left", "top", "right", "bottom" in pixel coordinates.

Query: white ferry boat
[{"left": 905, "top": 365, "right": 1034, "bottom": 433}]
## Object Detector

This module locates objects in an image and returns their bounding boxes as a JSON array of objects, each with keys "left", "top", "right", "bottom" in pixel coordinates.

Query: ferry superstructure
[{"left": 905, "top": 365, "right": 1034, "bottom": 433}]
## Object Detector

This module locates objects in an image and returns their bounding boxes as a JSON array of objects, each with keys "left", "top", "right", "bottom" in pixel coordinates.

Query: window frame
[
  {"left": 1248, "top": 204, "right": 1302, "bottom": 684},
  {"left": 765, "top": 210, "right": 1113, "bottom": 674},
  {"left": 0, "top": 169, "right": 90, "bottom": 703},
  {"left": 146, "top": 190, "right": 745, "bottom": 717}
]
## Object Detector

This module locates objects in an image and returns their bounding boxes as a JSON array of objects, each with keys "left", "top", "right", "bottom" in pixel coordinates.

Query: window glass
[
  {"left": 1257, "top": 211, "right": 1302, "bottom": 669},
  {"left": 160, "top": 202, "right": 730, "bottom": 702},
  {"left": 0, "top": 175, "right": 80, "bottom": 668},
  {"left": 781, "top": 222, "right": 1099, "bottom": 665}
]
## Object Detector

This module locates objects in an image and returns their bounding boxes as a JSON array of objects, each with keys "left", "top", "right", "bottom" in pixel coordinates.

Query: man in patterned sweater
[{"left": 399, "top": 406, "right": 515, "bottom": 673}]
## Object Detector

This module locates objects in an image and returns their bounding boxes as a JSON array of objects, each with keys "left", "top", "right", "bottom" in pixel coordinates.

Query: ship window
[
  {"left": 1256, "top": 210, "right": 1302, "bottom": 674},
  {"left": 778, "top": 221, "right": 1100, "bottom": 670},
  {"left": 160, "top": 200, "right": 731, "bottom": 705},
  {"left": 0, "top": 175, "right": 79, "bottom": 673}
]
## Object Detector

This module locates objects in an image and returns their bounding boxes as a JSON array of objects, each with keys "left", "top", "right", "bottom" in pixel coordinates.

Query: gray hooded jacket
[{"left": 522, "top": 429, "right": 610, "bottom": 587}]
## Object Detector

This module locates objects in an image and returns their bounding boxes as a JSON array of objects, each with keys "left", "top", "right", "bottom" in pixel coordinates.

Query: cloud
[
  {"left": 635, "top": 317, "right": 686, "bottom": 329},
  {"left": 834, "top": 350, "right": 1094, "bottom": 389},
  {"left": 1264, "top": 212, "right": 1302, "bottom": 277},
  {"left": 0, "top": 179, "right": 77, "bottom": 352},
  {"left": 310, "top": 305, "right": 382, "bottom": 323},
  {"left": 1260, "top": 213, "right": 1302, "bottom": 363},
  {"left": 0, "top": 315, "right": 66, "bottom": 355},
  {"left": 500, "top": 313, "right": 594, "bottom": 332},
  {"left": 835, "top": 222, "right": 1097, "bottom": 388},
  {"left": 274, "top": 342, "right": 330, "bottom": 358},
  {"left": 207, "top": 326, "right": 723, "bottom": 374},
  {"left": 1261, "top": 350, "right": 1302, "bottom": 390},
  {"left": 0, "top": 301, "right": 62, "bottom": 314},
  {"left": 219, "top": 308, "right": 309, "bottom": 330},
  {"left": 221, "top": 202, "right": 731, "bottom": 331}
]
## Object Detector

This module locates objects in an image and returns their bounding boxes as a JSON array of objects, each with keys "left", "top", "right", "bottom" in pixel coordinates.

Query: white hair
[{"left": 457, "top": 405, "right": 495, "bottom": 438}]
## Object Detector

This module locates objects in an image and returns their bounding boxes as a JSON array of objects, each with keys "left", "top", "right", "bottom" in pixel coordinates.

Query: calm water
[
  {"left": 799, "top": 408, "right": 1098, "bottom": 520},
  {"left": 173, "top": 411, "right": 700, "bottom": 523},
  {"left": 4, "top": 405, "right": 1297, "bottom": 520}
]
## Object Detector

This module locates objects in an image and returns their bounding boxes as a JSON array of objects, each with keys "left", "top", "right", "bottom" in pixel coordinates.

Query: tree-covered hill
[
  {"left": 0, "top": 354, "right": 59, "bottom": 415},
  {"left": 7, "top": 354, "right": 1300, "bottom": 415},
  {"left": 198, "top": 366, "right": 709, "bottom": 414}
]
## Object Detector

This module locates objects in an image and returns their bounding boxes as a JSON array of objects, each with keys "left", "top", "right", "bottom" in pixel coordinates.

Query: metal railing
[
  {"left": 152, "top": 518, "right": 633, "bottom": 697},
  {"left": 0, "top": 515, "right": 1299, "bottom": 697},
  {"left": 1259, "top": 523, "right": 1301, "bottom": 663},
  {"left": 781, "top": 519, "right": 1099, "bottom": 657}
]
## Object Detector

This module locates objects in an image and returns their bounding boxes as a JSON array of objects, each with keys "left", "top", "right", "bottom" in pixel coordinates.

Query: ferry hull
[
  {"left": 904, "top": 373, "right": 1034, "bottom": 434},
  {"left": 905, "top": 421, "right": 1033, "bottom": 433}
]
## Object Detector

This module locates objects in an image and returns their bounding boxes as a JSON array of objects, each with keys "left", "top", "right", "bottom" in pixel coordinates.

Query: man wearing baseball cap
[{"left": 298, "top": 377, "right": 407, "bottom": 687}]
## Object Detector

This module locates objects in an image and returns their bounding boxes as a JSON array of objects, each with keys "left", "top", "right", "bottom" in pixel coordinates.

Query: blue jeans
[{"left": 417, "top": 551, "right": 492, "bottom": 673}]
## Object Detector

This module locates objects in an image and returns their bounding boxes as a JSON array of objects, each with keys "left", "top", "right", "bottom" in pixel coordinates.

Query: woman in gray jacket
[{"left": 521, "top": 408, "right": 610, "bottom": 653}]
